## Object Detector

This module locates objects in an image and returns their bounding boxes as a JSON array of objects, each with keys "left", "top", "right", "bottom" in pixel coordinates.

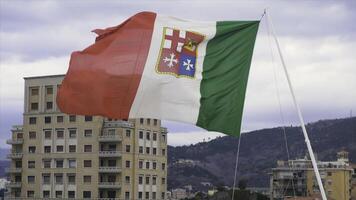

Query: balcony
[
  {"left": 5, "top": 168, "right": 22, "bottom": 173},
  {"left": 99, "top": 134, "right": 122, "bottom": 142},
  {"left": 5, "top": 182, "right": 21, "bottom": 188},
  {"left": 99, "top": 151, "right": 121, "bottom": 157},
  {"left": 99, "top": 166, "right": 122, "bottom": 173},
  {"left": 7, "top": 153, "right": 23, "bottom": 159},
  {"left": 104, "top": 120, "right": 134, "bottom": 128},
  {"left": 6, "top": 139, "right": 24, "bottom": 145},
  {"left": 98, "top": 182, "right": 121, "bottom": 189}
]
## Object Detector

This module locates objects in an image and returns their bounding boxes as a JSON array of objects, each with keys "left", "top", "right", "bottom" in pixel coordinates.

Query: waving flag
[{"left": 57, "top": 12, "right": 259, "bottom": 136}]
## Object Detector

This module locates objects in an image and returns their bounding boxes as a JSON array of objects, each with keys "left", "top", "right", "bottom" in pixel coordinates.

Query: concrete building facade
[
  {"left": 270, "top": 151, "right": 353, "bottom": 200},
  {"left": 6, "top": 75, "right": 167, "bottom": 199}
]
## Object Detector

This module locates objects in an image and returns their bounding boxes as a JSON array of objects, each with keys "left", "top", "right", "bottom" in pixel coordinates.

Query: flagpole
[{"left": 265, "top": 9, "right": 327, "bottom": 200}]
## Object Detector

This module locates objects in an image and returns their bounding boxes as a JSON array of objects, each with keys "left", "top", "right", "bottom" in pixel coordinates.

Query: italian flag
[{"left": 57, "top": 12, "right": 259, "bottom": 136}]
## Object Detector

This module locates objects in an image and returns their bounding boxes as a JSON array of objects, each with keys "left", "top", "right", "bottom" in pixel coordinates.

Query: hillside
[{"left": 167, "top": 117, "right": 356, "bottom": 190}]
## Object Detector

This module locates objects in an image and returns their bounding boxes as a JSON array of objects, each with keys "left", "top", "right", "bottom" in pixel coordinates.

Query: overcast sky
[{"left": 1, "top": 0, "right": 355, "bottom": 147}]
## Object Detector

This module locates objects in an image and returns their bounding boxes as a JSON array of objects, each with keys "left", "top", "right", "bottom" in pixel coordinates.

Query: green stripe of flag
[{"left": 197, "top": 21, "right": 260, "bottom": 136}]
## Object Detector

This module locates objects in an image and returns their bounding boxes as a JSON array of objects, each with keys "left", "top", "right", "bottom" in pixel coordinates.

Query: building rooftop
[{"left": 23, "top": 74, "right": 65, "bottom": 79}]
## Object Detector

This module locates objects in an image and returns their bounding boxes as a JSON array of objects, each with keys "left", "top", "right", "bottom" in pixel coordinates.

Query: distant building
[
  {"left": 6, "top": 75, "right": 168, "bottom": 199},
  {"left": 171, "top": 188, "right": 188, "bottom": 199},
  {"left": 270, "top": 151, "right": 352, "bottom": 200}
]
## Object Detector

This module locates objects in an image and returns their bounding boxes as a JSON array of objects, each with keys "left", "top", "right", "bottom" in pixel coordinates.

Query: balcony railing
[
  {"left": 104, "top": 121, "right": 134, "bottom": 128},
  {"left": 99, "top": 166, "right": 122, "bottom": 173},
  {"left": 5, "top": 182, "right": 21, "bottom": 188},
  {"left": 99, "top": 151, "right": 121, "bottom": 157},
  {"left": 5, "top": 168, "right": 22, "bottom": 173},
  {"left": 7, "top": 153, "right": 23, "bottom": 159},
  {"left": 99, "top": 134, "right": 122, "bottom": 142},
  {"left": 6, "top": 139, "right": 24, "bottom": 145},
  {"left": 98, "top": 182, "right": 121, "bottom": 189}
]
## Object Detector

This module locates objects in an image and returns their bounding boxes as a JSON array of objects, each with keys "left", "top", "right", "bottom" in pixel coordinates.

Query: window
[
  {"left": 125, "top": 145, "right": 131, "bottom": 153},
  {"left": 154, "top": 119, "right": 158, "bottom": 126},
  {"left": 30, "top": 103, "right": 38, "bottom": 111},
  {"left": 27, "top": 190, "right": 34, "bottom": 197},
  {"left": 161, "top": 192, "right": 165, "bottom": 199},
  {"left": 84, "top": 145, "right": 92, "bottom": 152},
  {"left": 43, "top": 174, "right": 50, "bottom": 184},
  {"left": 46, "top": 102, "right": 53, "bottom": 110},
  {"left": 146, "top": 192, "right": 149, "bottom": 199},
  {"left": 147, "top": 119, "right": 151, "bottom": 125},
  {"left": 146, "top": 147, "right": 150, "bottom": 154},
  {"left": 83, "top": 176, "right": 91, "bottom": 183},
  {"left": 56, "top": 145, "right": 64, "bottom": 152},
  {"left": 146, "top": 161, "right": 150, "bottom": 169},
  {"left": 145, "top": 176, "right": 150, "bottom": 184},
  {"left": 44, "top": 146, "right": 51, "bottom": 153},
  {"left": 43, "top": 159, "right": 51, "bottom": 168},
  {"left": 44, "top": 116, "right": 51, "bottom": 124},
  {"left": 29, "top": 131, "right": 36, "bottom": 139},
  {"left": 68, "top": 159, "right": 76, "bottom": 168},
  {"left": 84, "top": 116, "right": 92, "bottom": 121},
  {"left": 29, "top": 117, "right": 36, "bottom": 124},
  {"left": 146, "top": 132, "right": 150, "bottom": 140},
  {"left": 162, "top": 149, "right": 166, "bottom": 156},
  {"left": 139, "top": 160, "right": 143, "bottom": 169},
  {"left": 153, "top": 132, "right": 157, "bottom": 141},
  {"left": 125, "top": 192, "right": 130, "bottom": 200},
  {"left": 15, "top": 161, "right": 22, "bottom": 168},
  {"left": 69, "top": 129, "right": 77, "bottom": 138},
  {"left": 69, "top": 115, "right": 76, "bottom": 122},
  {"left": 55, "top": 191, "right": 62, "bottom": 198},
  {"left": 46, "top": 87, "right": 53, "bottom": 95},
  {"left": 162, "top": 134, "right": 166, "bottom": 142},
  {"left": 125, "top": 176, "right": 130, "bottom": 184},
  {"left": 139, "top": 176, "right": 143, "bottom": 184},
  {"left": 28, "top": 176, "right": 35, "bottom": 184},
  {"left": 84, "top": 129, "right": 92, "bottom": 137},
  {"left": 126, "top": 160, "right": 130, "bottom": 168},
  {"left": 69, "top": 145, "right": 76, "bottom": 153},
  {"left": 68, "top": 191, "right": 75, "bottom": 198},
  {"left": 161, "top": 178, "right": 166, "bottom": 184},
  {"left": 327, "top": 172, "right": 332, "bottom": 176},
  {"left": 28, "top": 161, "right": 35, "bottom": 169},
  {"left": 152, "top": 192, "right": 157, "bottom": 200},
  {"left": 68, "top": 174, "right": 76, "bottom": 184},
  {"left": 139, "top": 131, "right": 143, "bottom": 139},
  {"left": 17, "top": 133, "right": 23, "bottom": 139},
  {"left": 126, "top": 129, "right": 131, "bottom": 137},
  {"left": 139, "top": 146, "right": 143, "bottom": 154},
  {"left": 56, "top": 130, "right": 64, "bottom": 139},
  {"left": 153, "top": 162, "right": 157, "bottom": 170},
  {"left": 108, "top": 159, "right": 116, "bottom": 167},
  {"left": 140, "top": 118, "right": 144, "bottom": 124},
  {"left": 44, "top": 130, "right": 51, "bottom": 139},
  {"left": 43, "top": 190, "right": 50, "bottom": 198},
  {"left": 28, "top": 146, "right": 36, "bottom": 153},
  {"left": 56, "top": 160, "right": 64, "bottom": 168},
  {"left": 84, "top": 160, "right": 92, "bottom": 168},
  {"left": 55, "top": 174, "right": 63, "bottom": 184},
  {"left": 31, "top": 87, "right": 39, "bottom": 96},
  {"left": 153, "top": 148, "right": 157, "bottom": 155},
  {"left": 162, "top": 163, "right": 166, "bottom": 170},
  {"left": 83, "top": 191, "right": 91, "bottom": 198},
  {"left": 139, "top": 192, "right": 143, "bottom": 199},
  {"left": 153, "top": 176, "right": 157, "bottom": 185},
  {"left": 57, "top": 116, "right": 64, "bottom": 123}
]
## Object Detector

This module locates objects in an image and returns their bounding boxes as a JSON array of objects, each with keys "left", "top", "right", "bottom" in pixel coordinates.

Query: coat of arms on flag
[{"left": 156, "top": 27, "right": 204, "bottom": 78}]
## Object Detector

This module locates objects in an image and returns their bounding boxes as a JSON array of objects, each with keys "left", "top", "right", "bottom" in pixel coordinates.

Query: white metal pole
[{"left": 265, "top": 10, "right": 328, "bottom": 200}]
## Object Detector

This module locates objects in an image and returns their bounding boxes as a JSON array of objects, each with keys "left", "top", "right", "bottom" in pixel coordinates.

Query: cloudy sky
[{"left": 0, "top": 0, "right": 355, "bottom": 147}]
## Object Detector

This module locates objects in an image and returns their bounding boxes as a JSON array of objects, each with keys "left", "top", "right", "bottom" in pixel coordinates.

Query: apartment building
[
  {"left": 6, "top": 75, "right": 168, "bottom": 199},
  {"left": 270, "top": 151, "right": 352, "bottom": 200}
]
